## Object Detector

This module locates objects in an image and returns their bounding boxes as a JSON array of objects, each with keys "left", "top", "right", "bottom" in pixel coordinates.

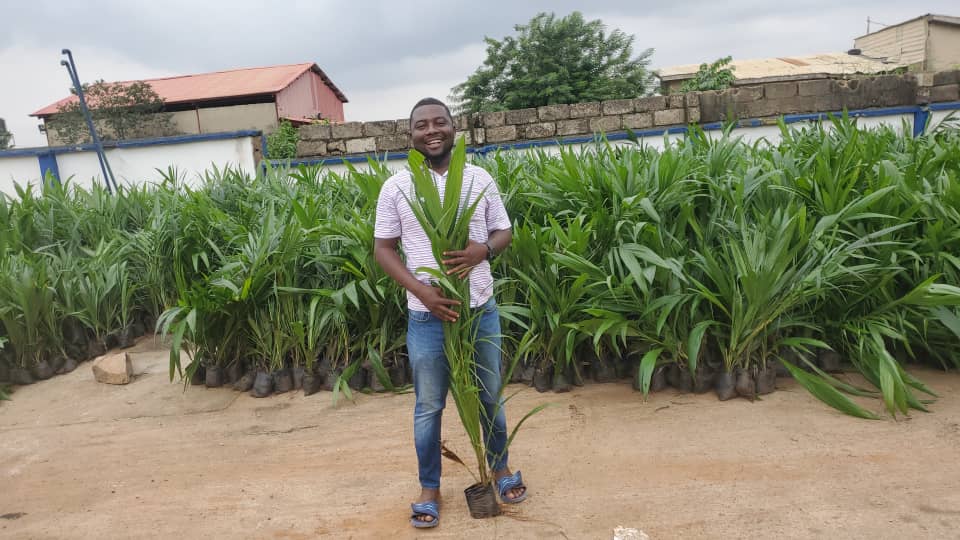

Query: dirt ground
[{"left": 2, "top": 338, "right": 960, "bottom": 540}]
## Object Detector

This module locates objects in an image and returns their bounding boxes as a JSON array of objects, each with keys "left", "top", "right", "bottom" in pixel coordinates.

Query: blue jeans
[{"left": 407, "top": 297, "right": 508, "bottom": 489}]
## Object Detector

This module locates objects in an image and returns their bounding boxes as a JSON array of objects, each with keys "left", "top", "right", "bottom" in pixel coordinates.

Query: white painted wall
[
  {"left": 0, "top": 155, "right": 47, "bottom": 197},
  {"left": 0, "top": 135, "right": 259, "bottom": 196}
]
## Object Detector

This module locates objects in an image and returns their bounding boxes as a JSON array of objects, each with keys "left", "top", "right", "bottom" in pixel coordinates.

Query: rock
[
  {"left": 92, "top": 352, "right": 134, "bottom": 385},
  {"left": 613, "top": 526, "right": 650, "bottom": 540}
]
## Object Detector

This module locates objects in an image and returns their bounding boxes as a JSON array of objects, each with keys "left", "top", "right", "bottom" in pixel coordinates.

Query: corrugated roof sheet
[
  {"left": 657, "top": 52, "right": 904, "bottom": 83},
  {"left": 32, "top": 62, "right": 347, "bottom": 117}
]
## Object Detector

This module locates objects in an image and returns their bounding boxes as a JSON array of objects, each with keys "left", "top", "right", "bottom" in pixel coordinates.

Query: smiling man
[{"left": 373, "top": 98, "right": 527, "bottom": 528}]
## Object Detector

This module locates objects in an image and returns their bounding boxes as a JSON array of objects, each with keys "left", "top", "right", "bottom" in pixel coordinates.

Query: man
[{"left": 373, "top": 98, "right": 527, "bottom": 528}]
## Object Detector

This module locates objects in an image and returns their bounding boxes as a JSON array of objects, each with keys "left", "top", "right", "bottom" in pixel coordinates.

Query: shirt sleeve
[
  {"left": 374, "top": 176, "right": 402, "bottom": 239},
  {"left": 481, "top": 169, "right": 512, "bottom": 232}
]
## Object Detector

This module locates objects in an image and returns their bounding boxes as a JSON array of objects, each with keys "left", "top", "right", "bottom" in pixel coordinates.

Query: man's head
[{"left": 409, "top": 97, "right": 455, "bottom": 164}]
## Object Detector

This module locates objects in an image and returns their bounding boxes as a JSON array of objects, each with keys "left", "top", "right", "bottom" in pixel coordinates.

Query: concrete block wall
[{"left": 294, "top": 70, "right": 960, "bottom": 159}]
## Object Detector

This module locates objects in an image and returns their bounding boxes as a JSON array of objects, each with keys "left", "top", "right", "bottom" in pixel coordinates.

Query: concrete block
[
  {"left": 556, "top": 118, "right": 591, "bottom": 136},
  {"left": 299, "top": 123, "right": 331, "bottom": 140},
  {"left": 622, "top": 113, "right": 653, "bottom": 130},
  {"left": 654, "top": 109, "right": 685, "bottom": 126},
  {"left": 765, "top": 82, "right": 798, "bottom": 99},
  {"left": 590, "top": 116, "right": 622, "bottom": 133},
  {"left": 569, "top": 102, "right": 601, "bottom": 118},
  {"left": 376, "top": 134, "right": 410, "bottom": 152},
  {"left": 521, "top": 122, "right": 557, "bottom": 139},
  {"left": 538, "top": 104, "right": 570, "bottom": 121},
  {"left": 602, "top": 99, "right": 634, "bottom": 115},
  {"left": 296, "top": 140, "right": 327, "bottom": 157},
  {"left": 634, "top": 96, "right": 667, "bottom": 112},
  {"left": 331, "top": 122, "right": 363, "bottom": 139},
  {"left": 346, "top": 137, "right": 376, "bottom": 154},
  {"left": 798, "top": 79, "right": 834, "bottom": 97},
  {"left": 363, "top": 121, "right": 396, "bottom": 137},
  {"left": 931, "top": 84, "right": 960, "bottom": 103},
  {"left": 486, "top": 125, "right": 517, "bottom": 143},
  {"left": 505, "top": 108, "right": 538, "bottom": 125},
  {"left": 481, "top": 111, "right": 506, "bottom": 128}
]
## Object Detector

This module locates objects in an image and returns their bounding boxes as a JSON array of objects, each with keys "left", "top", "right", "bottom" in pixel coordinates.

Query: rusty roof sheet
[{"left": 32, "top": 62, "right": 347, "bottom": 117}]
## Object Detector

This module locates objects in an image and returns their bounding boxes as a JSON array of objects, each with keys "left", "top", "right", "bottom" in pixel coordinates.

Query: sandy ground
[{"left": 2, "top": 337, "right": 960, "bottom": 540}]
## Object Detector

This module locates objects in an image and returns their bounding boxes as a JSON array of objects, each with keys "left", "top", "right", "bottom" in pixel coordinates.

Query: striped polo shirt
[{"left": 374, "top": 163, "right": 512, "bottom": 311}]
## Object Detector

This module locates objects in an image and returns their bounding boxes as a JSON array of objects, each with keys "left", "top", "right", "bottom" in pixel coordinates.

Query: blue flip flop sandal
[
  {"left": 410, "top": 501, "right": 440, "bottom": 528},
  {"left": 497, "top": 471, "right": 528, "bottom": 504}
]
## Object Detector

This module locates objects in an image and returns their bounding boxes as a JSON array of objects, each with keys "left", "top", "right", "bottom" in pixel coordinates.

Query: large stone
[
  {"left": 485, "top": 125, "right": 517, "bottom": 143},
  {"left": 931, "top": 84, "right": 960, "bottom": 103},
  {"left": 396, "top": 119, "right": 411, "bottom": 134},
  {"left": 556, "top": 118, "right": 591, "bottom": 136},
  {"left": 296, "top": 140, "right": 327, "bottom": 157},
  {"left": 453, "top": 114, "right": 470, "bottom": 131},
  {"left": 538, "top": 104, "right": 570, "bottom": 121},
  {"left": 686, "top": 107, "right": 701, "bottom": 123},
  {"left": 521, "top": 122, "right": 556, "bottom": 139},
  {"left": 481, "top": 111, "right": 505, "bottom": 128},
  {"left": 569, "top": 101, "right": 601, "bottom": 118},
  {"left": 798, "top": 79, "right": 833, "bottom": 97},
  {"left": 634, "top": 96, "right": 666, "bottom": 112},
  {"left": 765, "top": 82, "right": 798, "bottom": 99},
  {"left": 622, "top": 113, "right": 653, "bottom": 130},
  {"left": 92, "top": 352, "right": 133, "bottom": 385},
  {"left": 602, "top": 99, "right": 634, "bottom": 115},
  {"left": 299, "top": 123, "right": 331, "bottom": 140},
  {"left": 668, "top": 95, "right": 684, "bottom": 109},
  {"left": 376, "top": 134, "right": 410, "bottom": 152},
  {"left": 684, "top": 92, "right": 699, "bottom": 107},
  {"left": 505, "top": 108, "right": 538, "bottom": 125},
  {"left": 362, "top": 121, "right": 396, "bottom": 137},
  {"left": 345, "top": 137, "right": 376, "bottom": 154},
  {"left": 590, "top": 116, "right": 622, "bottom": 133},
  {"left": 331, "top": 122, "right": 363, "bottom": 139},
  {"left": 654, "top": 109, "right": 685, "bottom": 126}
]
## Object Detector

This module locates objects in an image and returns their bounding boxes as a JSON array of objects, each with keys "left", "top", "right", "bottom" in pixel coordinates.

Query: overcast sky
[{"left": 1, "top": 1, "right": 956, "bottom": 147}]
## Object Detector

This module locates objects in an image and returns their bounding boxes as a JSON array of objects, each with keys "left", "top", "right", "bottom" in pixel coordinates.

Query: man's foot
[
  {"left": 494, "top": 468, "right": 527, "bottom": 503},
  {"left": 411, "top": 487, "right": 440, "bottom": 526}
]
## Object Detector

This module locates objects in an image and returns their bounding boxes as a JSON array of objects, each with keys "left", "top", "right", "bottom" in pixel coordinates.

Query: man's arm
[
  {"left": 374, "top": 237, "right": 460, "bottom": 322},
  {"left": 441, "top": 228, "right": 512, "bottom": 278}
]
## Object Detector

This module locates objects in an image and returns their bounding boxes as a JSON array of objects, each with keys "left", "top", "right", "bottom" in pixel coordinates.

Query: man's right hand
[{"left": 415, "top": 285, "right": 461, "bottom": 322}]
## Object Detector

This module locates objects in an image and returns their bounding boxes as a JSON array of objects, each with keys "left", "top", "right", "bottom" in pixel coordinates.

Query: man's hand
[
  {"left": 442, "top": 240, "right": 488, "bottom": 278},
  {"left": 415, "top": 285, "right": 461, "bottom": 322}
]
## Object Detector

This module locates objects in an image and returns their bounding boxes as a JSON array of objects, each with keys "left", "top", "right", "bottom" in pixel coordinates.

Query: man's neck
[{"left": 427, "top": 156, "right": 451, "bottom": 175}]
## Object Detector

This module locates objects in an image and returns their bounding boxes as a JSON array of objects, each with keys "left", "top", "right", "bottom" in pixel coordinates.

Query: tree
[
  {"left": 0, "top": 129, "right": 12, "bottom": 150},
  {"left": 451, "top": 12, "right": 655, "bottom": 114},
  {"left": 678, "top": 56, "right": 736, "bottom": 93},
  {"left": 48, "top": 80, "right": 179, "bottom": 144}
]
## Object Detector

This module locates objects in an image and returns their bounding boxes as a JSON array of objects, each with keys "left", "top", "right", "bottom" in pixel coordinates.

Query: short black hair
[{"left": 409, "top": 97, "right": 453, "bottom": 124}]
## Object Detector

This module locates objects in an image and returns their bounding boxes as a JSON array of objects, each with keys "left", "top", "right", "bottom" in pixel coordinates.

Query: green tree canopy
[
  {"left": 48, "top": 80, "right": 179, "bottom": 144},
  {"left": 0, "top": 129, "right": 12, "bottom": 150},
  {"left": 451, "top": 12, "right": 655, "bottom": 114}
]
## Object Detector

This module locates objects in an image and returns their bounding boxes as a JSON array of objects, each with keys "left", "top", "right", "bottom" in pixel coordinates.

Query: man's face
[{"left": 410, "top": 104, "right": 455, "bottom": 161}]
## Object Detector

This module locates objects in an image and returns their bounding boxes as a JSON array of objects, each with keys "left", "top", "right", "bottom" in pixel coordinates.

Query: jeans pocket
[{"left": 409, "top": 310, "right": 432, "bottom": 323}]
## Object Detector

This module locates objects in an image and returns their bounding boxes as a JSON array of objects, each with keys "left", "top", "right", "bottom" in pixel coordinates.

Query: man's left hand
[{"left": 442, "top": 240, "right": 487, "bottom": 278}]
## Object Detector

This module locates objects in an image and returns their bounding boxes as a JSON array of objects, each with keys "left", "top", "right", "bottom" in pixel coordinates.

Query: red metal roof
[{"left": 32, "top": 62, "right": 348, "bottom": 117}]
